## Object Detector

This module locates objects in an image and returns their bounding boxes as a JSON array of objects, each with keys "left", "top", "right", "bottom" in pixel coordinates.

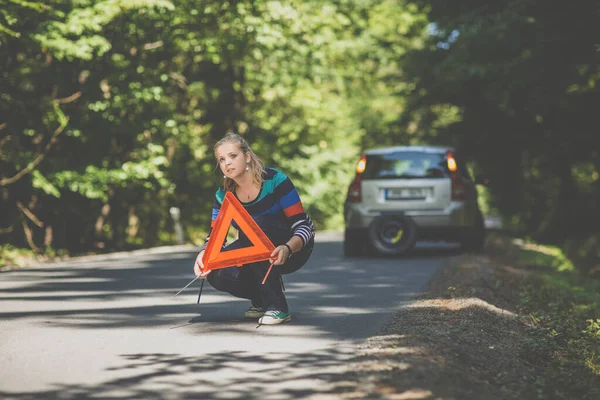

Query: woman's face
[{"left": 216, "top": 142, "right": 250, "bottom": 180}]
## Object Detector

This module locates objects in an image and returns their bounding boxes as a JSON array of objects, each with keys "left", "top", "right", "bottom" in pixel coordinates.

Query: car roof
[{"left": 364, "top": 145, "right": 454, "bottom": 155}]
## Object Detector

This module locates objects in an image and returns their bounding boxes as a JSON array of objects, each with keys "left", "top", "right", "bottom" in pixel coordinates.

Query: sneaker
[
  {"left": 244, "top": 306, "right": 265, "bottom": 319},
  {"left": 258, "top": 310, "right": 291, "bottom": 325}
]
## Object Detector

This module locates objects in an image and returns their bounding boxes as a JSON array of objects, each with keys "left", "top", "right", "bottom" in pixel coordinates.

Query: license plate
[{"left": 385, "top": 188, "right": 427, "bottom": 200}]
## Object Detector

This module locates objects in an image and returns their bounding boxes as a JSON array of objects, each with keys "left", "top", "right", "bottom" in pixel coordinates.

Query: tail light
[
  {"left": 447, "top": 152, "right": 466, "bottom": 201},
  {"left": 347, "top": 179, "right": 362, "bottom": 202},
  {"left": 451, "top": 176, "right": 467, "bottom": 201},
  {"left": 346, "top": 154, "right": 366, "bottom": 203}
]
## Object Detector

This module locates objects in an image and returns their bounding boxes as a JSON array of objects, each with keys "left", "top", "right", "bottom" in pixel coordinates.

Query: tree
[{"left": 399, "top": 0, "right": 600, "bottom": 263}]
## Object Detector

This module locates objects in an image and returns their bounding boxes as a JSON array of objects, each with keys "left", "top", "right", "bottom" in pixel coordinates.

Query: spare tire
[{"left": 368, "top": 215, "right": 417, "bottom": 255}]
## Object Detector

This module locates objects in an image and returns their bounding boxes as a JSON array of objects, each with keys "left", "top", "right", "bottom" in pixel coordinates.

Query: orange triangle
[{"left": 201, "top": 191, "right": 275, "bottom": 271}]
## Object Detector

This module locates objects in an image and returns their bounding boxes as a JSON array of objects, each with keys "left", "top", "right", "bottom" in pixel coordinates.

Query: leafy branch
[{"left": 0, "top": 101, "right": 69, "bottom": 187}]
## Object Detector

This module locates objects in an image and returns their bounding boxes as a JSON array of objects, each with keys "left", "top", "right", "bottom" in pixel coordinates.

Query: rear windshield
[{"left": 364, "top": 151, "right": 448, "bottom": 180}]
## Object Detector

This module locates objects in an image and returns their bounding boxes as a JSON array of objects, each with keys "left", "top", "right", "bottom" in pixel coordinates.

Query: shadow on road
[
  {"left": 0, "top": 239, "right": 462, "bottom": 399},
  {"left": 0, "top": 348, "right": 369, "bottom": 399},
  {"left": 0, "top": 303, "right": 525, "bottom": 400},
  {"left": 0, "top": 241, "right": 450, "bottom": 333}
]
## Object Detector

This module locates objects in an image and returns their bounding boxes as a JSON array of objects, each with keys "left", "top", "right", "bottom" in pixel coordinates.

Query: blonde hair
[{"left": 214, "top": 133, "right": 265, "bottom": 192}]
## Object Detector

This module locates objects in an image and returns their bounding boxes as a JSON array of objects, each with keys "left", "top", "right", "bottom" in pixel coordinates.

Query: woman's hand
[
  {"left": 270, "top": 244, "right": 291, "bottom": 266},
  {"left": 193, "top": 250, "right": 211, "bottom": 278}
]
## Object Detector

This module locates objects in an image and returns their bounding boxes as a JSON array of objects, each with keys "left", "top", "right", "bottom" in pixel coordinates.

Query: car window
[{"left": 364, "top": 151, "right": 448, "bottom": 180}]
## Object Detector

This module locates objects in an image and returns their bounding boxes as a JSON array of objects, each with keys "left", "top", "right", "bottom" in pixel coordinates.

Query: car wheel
[
  {"left": 344, "top": 229, "right": 365, "bottom": 257},
  {"left": 368, "top": 215, "right": 417, "bottom": 256},
  {"left": 461, "top": 211, "right": 485, "bottom": 252}
]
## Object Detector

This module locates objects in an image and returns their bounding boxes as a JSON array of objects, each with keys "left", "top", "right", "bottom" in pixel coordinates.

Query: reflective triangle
[{"left": 201, "top": 191, "right": 275, "bottom": 271}]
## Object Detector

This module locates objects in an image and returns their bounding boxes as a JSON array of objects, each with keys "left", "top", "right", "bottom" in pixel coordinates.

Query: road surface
[{"left": 0, "top": 232, "right": 457, "bottom": 399}]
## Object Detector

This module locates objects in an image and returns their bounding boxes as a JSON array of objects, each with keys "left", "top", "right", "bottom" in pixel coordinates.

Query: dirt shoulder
[{"left": 324, "top": 247, "right": 594, "bottom": 399}]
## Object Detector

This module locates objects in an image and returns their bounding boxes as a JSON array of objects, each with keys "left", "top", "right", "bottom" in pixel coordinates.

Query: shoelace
[{"left": 256, "top": 311, "right": 281, "bottom": 328}]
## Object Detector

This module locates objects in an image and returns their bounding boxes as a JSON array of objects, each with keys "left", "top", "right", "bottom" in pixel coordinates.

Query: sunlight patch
[
  {"left": 406, "top": 298, "right": 517, "bottom": 317},
  {"left": 354, "top": 360, "right": 411, "bottom": 372},
  {"left": 313, "top": 306, "right": 374, "bottom": 315},
  {"left": 357, "top": 346, "right": 423, "bottom": 356}
]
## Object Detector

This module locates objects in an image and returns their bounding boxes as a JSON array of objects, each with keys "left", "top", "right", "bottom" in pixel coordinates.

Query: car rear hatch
[{"left": 360, "top": 150, "right": 452, "bottom": 212}]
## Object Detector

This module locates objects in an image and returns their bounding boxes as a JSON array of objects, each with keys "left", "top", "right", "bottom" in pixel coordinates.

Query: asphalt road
[{"left": 0, "top": 232, "right": 456, "bottom": 399}]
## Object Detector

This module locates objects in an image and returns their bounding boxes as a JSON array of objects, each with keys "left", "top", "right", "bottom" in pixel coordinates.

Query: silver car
[{"left": 343, "top": 146, "right": 485, "bottom": 256}]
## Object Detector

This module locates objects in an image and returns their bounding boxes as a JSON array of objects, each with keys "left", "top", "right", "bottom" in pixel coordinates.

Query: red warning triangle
[{"left": 201, "top": 191, "right": 275, "bottom": 271}]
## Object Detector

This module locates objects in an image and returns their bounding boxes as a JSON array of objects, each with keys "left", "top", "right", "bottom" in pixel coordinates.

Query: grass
[
  {"left": 0, "top": 244, "right": 66, "bottom": 269},
  {"left": 489, "top": 233, "right": 600, "bottom": 398}
]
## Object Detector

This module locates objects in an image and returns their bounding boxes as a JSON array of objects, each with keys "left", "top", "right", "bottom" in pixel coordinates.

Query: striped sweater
[{"left": 204, "top": 168, "right": 315, "bottom": 249}]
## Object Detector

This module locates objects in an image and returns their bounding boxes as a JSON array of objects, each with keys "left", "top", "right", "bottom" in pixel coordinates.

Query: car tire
[
  {"left": 344, "top": 229, "right": 365, "bottom": 257},
  {"left": 368, "top": 215, "right": 417, "bottom": 256},
  {"left": 461, "top": 211, "right": 485, "bottom": 252}
]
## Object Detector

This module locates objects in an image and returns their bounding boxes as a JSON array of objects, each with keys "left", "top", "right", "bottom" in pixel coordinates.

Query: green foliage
[
  {"left": 398, "top": 0, "right": 600, "bottom": 263},
  {"left": 1, "top": 0, "right": 596, "bottom": 271},
  {"left": 584, "top": 319, "right": 600, "bottom": 375},
  {"left": 0, "top": 243, "right": 67, "bottom": 268},
  {"left": 498, "top": 235, "right": 600, "bottom": 397},
  {"left": 585, "top": 319, "right": 600, "bottom": 341},
  {"left": 0, "top": 0, "right": 431, "bottom": 255},
  {"left": 31, "top": 170, "right": 60, "bottom": 198},
  {"left": 0, "top": 245, "right": 32, "bottom": 268},
  {"left": 515, "top": 240, "right": 574, "bottom": 272},
  {"left": 33, "top": 0, "right": 174, "bottom": 60}
]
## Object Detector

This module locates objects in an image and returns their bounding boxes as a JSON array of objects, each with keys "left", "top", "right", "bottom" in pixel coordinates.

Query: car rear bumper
[{"left": 344, "top": 201, "right": 471, "bottom": 230}]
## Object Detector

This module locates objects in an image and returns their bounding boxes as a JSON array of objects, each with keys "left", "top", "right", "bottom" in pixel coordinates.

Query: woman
[{"left": 193, "top": 133, "right": 315, "bottom": 325}]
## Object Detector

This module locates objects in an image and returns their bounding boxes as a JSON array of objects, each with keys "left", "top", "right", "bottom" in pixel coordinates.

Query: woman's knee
[{"left": 281, "top": 239, "right": 314, "bottom": 274}]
